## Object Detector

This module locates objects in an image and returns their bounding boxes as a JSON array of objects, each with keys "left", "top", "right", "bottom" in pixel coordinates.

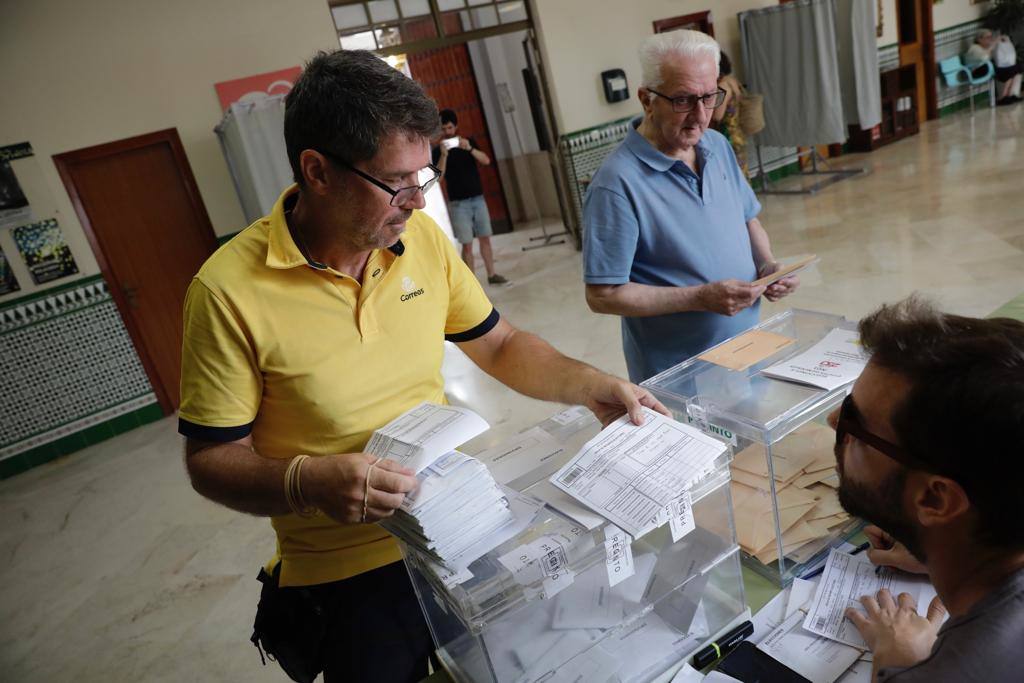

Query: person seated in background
[
  {"left": 992, "top": 31, "right": 1022, "bottom": 103},
  {"left": 966, "top": 29, "right": 1020, "bottom": 105},
  {"left": 829, "top": 296, "right": 1024, "bottom": 682},
  {"left": 710, "top": 51, "right": 749, "bottom": 177}
]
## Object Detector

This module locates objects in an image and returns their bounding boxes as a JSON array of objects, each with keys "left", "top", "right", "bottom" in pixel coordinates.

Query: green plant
[{"left": 985, "top": 0, "right": 1024, "bottom": 35}]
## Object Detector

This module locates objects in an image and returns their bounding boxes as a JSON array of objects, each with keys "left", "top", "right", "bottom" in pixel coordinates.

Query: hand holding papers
[
  {"left": 549, "top": 408, "right": 727, "bottom": 538},
  {"left": 366, "top": 402, "right": 489, "bottom": 473},
  {"left": 761, "top": 329, "right": 869, "bottom": 392}
]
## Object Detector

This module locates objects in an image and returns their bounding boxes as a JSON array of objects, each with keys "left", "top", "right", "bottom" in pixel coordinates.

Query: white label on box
[
  {"left": 668, "top": 491, "right": 696, "bottom": 543},
  {"left": 604, "top": 524, "right": 635, "bottom": 587},
  {"left": 436, "top": 565, "right": 473, "bottom": 589},
  {"left": 685, "top": 414, "right": 738, "bottom": 446},
  {"left": 542, "top": 567, "right": 576, "bottom": 599},
  {"left": 497, "top": 526, "right": 585, "bottom": 587}
]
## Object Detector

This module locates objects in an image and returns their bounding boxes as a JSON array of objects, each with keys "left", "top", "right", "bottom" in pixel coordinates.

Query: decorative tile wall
[{"left": 0, "top": 277, "right": 159, "bottom": 462}]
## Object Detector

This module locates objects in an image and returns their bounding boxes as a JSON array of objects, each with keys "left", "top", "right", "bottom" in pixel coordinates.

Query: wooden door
[
  {"left": 653, "top": 11, "right": 714, "bottom": 36},
  {"left": 54, "top": 129, "right": 219, "bottom": 413},
  {"left": 405, "top": 15, "right": 512, "bottom": 233},
  {"left": 896, "top": 0, "right": 937, "bottom": 122}
]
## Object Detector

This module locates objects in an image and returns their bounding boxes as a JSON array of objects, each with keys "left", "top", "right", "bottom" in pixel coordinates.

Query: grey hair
[
  {"left": 976, "top": 28, "right": 994, "bottom": 42},
  {"left": 638, "top": 29, "right": 721, "bottom": 91}
]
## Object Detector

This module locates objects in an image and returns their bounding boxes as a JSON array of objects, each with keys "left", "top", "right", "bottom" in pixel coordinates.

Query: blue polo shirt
[{"left": 583, "top": 119, "right": 761, "bottom": 382}]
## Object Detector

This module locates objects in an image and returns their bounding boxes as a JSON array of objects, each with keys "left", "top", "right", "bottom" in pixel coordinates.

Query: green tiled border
[
  {"left": 0, "top": 273, "right": 104, "bottom": 310},
  {"left": 939, "top": 91, "right": 992, "bottom": 117},
  {"left": 0, "top": 401, "right": 165, "bottom": 480}
]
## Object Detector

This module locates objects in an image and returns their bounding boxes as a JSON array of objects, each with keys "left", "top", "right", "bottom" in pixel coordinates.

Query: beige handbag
[{"left": 738, "top": 93, "right": 765, "bottom": 136}]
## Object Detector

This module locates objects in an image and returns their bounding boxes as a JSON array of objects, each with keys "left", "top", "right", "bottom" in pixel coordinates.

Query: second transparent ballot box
[
  {"left": 400, "top": 409, "right": 749, "bottom": 683},
  {"left": 641, "top": 309, "right": 864, "bottom": 586}
]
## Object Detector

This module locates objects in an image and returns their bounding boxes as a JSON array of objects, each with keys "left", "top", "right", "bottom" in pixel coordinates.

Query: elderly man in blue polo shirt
[{"left": 584, "top": 29, "right": 798, "bottom": 382}]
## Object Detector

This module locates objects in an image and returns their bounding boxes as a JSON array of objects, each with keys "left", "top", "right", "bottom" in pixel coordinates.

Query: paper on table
[
  {"left": 757, "top": 608, "right": 863, "bottom": 683},
  {"left": 550, "top": 405, "right": 591, "bottom": 426},
  {"left": 366, "top": 402, "right": 489, "bottom": 473},
  {"left": 802, "top": 549, "right": 934, "bottom": 647},
  {"left": 760, "top": 328, "right": 868, "bottom": 392},
  {"left": 550, "top": 408, "right": 726, "bottom": 538},
  {"left": 786, "top": 578, "right": 818, "bottom": 618},
  {"left": 475, "top": 426, "right": 566, "bottom": 486},
  {"left": 669, "top": 663, "right": 706, "bottom": 683},
  {"left": 704, "top": 672, "right": 745, "bottom": 683},
  {"left": 751, "top": 254, "right": 818, "bottom": 287},
  {"left": 836, "top": 659, "right": 873, "bottom": 683},
  {"left": 698, "top": 329, "right": 797, "bottom": 371}
]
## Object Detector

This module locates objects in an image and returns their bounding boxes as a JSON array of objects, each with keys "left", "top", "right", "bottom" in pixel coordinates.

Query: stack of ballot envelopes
[{"left": 729, "top": 421, "right": 849, "bottom": 563}]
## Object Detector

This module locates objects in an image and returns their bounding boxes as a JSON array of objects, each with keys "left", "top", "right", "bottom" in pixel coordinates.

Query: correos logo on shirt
[{"left": 400, "top": 275, "right": 425, "bottom": 301}]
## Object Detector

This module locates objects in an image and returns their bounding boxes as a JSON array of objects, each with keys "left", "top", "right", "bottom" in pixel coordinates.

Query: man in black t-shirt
[{"left": 432, "top": 109, "right": 508, "bottom": 285}]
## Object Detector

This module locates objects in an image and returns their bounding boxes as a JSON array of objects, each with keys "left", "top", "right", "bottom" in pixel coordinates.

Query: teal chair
[{"left": 939, "top": 55, "right": 996, "bottom": 115}]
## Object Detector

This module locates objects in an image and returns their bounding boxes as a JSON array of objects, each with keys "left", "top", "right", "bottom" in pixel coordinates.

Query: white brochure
[
  {"left": 802, "top": 549, "right": 935, "bottom": 647},
  {"left": 366, "top": 402, "right": 489, "bottom": 473},
  {"left": 761, "top": 328, "right": 869, "bottom": 391},
  {"left": 549, "top": 408, "right": 726, "bottom": 538}
]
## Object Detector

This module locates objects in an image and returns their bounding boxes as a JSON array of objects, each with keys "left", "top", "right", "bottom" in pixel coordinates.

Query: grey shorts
[{"left": 448, "top": 195, "right": 493, "bottom": 244}]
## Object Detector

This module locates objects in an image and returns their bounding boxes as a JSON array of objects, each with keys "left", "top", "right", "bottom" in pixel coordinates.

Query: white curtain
[
  {"left": 215, "top": 96, "right": 292, "bottom": 225},
  {"left": 835, "top": 0, "right": 882, "bottom": 130},
  {"left": 740, "top": 0, "right": 847, "bottom": 147}
]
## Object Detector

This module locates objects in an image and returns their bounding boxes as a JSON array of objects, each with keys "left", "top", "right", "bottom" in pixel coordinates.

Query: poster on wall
[
  {"left": 0, "top": 142, "right": 34, "bottom": 229},
  {"left": 0, "top": 246, "right": 20, "bottom": 295},
  {"left": 214, "top": 66, "right": 302, "bottom": 111},
  {"left": 12, "top": 218, "right": 79, "bottom": 285}
]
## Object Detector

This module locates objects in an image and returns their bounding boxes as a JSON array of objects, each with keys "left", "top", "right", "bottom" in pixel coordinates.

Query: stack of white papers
[
  {"left": 366, "top": 401, "right": 489, "bottom": 474},
  {"left": 549, "top": 408, "right": 727, "bottom": 539},
  {"left": 381, "top": 450, "right": 516, "bottom": 568}
]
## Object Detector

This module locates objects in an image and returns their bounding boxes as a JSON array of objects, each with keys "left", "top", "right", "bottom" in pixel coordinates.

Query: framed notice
[
  {"left": 0, "top": 245, "right": 20, "bottom": 295},
  {"left": 0, "top": 142, "right": 34, "bottom": 229},
  {"left": 12, "top": 218, "right": 79, "bottom": 285}
]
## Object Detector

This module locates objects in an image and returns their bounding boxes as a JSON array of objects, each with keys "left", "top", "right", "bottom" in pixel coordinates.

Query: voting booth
[
  {"left": 642, "top": 309, "right": 865, "bottom": 586},
  {"left": 400, "top": 409, "right": 750, "bottom": 683}
]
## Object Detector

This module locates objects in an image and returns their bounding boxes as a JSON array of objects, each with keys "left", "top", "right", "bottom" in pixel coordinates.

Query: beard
[{"left": 836, "top": 444, "right": 927, "bottom": 563}]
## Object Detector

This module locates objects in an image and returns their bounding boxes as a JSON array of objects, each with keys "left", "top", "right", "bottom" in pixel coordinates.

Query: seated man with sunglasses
[
  {"left": 583, "top": 29, "right": 798, "bottom": 383},
  {"left": 828, "top": 296, "right": 1024, "bottom": 682},
  {"left": 178, "top": 49, "right": 667, "bottom": 683}
]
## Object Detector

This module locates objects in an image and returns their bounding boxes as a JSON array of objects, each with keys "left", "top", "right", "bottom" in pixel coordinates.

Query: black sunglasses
[
  {"left": 318, "top": 150, "right": 440, "bottom": 207},
  {"left": 835, "top": 394, "right": 929, "bottom": 470}
]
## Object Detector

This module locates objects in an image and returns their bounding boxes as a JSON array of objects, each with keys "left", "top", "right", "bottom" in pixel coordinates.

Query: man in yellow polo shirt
[{"left": 179, "top": 49, "right": 666, "bottom": 683}]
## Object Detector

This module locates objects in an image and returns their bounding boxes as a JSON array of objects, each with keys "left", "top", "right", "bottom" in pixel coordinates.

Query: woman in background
[{"left": 712, "top": 51, "right": 748, "bottom": 176}]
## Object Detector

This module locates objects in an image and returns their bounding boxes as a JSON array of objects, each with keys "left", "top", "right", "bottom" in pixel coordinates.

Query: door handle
[{"left": 123, "top": 285, "right": 139, "bottom": 309}]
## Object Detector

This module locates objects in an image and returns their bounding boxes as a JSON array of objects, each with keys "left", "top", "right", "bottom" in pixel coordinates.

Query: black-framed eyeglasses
[
  {"left": 835, "top": 394, "right": 928, "bottom": 470},
  {"left": 319, "top": 150, "right": 441, "bottom": 207},
  {"left": 648, "top": 87, "right": 727, "bottom": 113}
]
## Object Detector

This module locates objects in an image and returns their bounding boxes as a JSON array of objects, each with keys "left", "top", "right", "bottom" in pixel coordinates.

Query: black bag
[{"left": 251, "top": 564, "right": 329, "bottom": 683}]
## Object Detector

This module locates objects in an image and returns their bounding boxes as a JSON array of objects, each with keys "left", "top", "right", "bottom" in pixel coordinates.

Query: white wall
[
  {"left": 933, "top": 0, "right": 988, "bottom": 31},
  {"left": 0, "top": 0, "right": 338, "bottom": 298}
]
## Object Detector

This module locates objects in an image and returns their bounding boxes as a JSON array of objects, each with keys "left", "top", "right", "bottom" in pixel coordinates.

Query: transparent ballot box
[
  {"left": 400, "top": 410, "right": 748, "bottom": 683},
  {"left": 640, "top": 309, "right": 864, "bottom": 586}
]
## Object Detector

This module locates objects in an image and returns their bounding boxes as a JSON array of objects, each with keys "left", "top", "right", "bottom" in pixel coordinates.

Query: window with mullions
[{"left": 330, "top": 0, "right": 530, "bottom": 52}]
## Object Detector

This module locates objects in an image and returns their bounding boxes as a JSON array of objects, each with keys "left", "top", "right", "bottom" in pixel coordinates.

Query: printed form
[
  {"left": 802, "top": 549, "right": 937, "bottom": 648},
  {"left": 366, "top": 402, "right": 489, "bottom": 473},
  {"left": 549, "top": 408, "right": 726, "bottom": 538}
]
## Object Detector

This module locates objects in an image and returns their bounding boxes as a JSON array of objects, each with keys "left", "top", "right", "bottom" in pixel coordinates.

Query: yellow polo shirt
[{"left": 178, "top": 185, "right": 498, "bottom": 587}]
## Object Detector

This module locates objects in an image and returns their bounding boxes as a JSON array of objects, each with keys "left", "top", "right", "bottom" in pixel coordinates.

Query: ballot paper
[
  {"left": 802, "top": 549, "right": 934, "bottom": 648},
  {"left": 757, "top": 608, "right": 863, "bottom": 683},
  {"left": 760, "top": 328, "right": 868, "bottom": 392},
  {"left": 749, "top": 573, "right": 864, "bottom": 683},
  {"left": 381, "top": 451, "right": 522, "bottom": 569},
  {"left": 550, "top": 408, "right": 727, "bottom": 538},
  {"left": 366, "top": 402, "right": 489, "bottom": 473},
  {"left": 475, "top": 426, "right": 566, "bottom": 487}
]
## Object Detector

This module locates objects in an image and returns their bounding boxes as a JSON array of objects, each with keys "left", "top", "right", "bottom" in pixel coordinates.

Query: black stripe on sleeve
[
  {"left": 445, "top": 307, "right": 500, "bottom": 343},
  {"left": 178, "top": 417, "right": 254, "bottom": 442}
]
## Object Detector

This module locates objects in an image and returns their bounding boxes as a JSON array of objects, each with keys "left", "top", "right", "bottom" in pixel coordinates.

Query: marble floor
[{"left": 2, "top": 104, "right": 1022, "bottom": 682}]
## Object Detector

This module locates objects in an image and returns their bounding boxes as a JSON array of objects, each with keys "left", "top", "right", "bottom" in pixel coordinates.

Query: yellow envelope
[
  {"left": 732, "top": 441, "right": 819, "bottom": 483},
  {"left": 698, "top": 329, "right": 796, "bottom": 371},
  {"left": 732, "top": 480, "right": 818, "bottom": 552},
  {"left": 793, "top": 466, "right": 836, "bottom": 489},
  {"left": 753, "top": 518, "right": 831, "bottom": 564}
]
